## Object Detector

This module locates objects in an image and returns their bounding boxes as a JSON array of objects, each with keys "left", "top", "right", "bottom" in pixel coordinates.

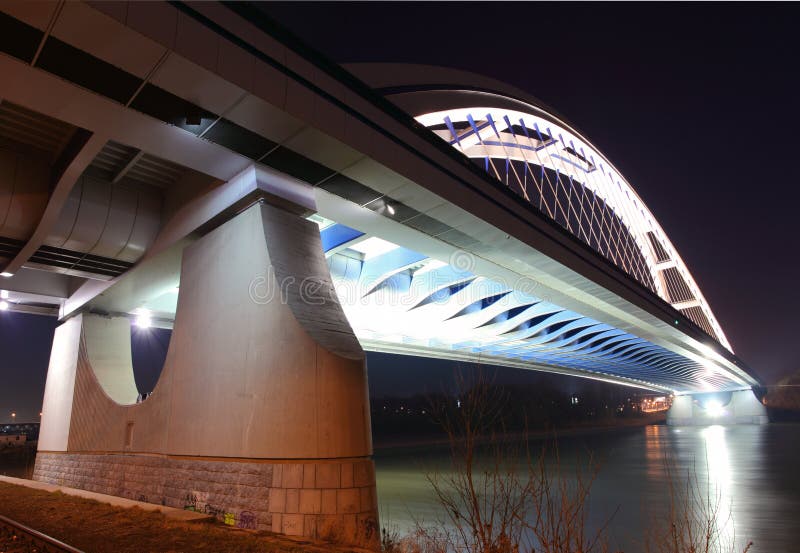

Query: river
[
  {"left": 2, "top": 424, "right": 797, "bottom": 551},
  {"left": 374, "top": 423, "right": 800, "bottom": 552}
]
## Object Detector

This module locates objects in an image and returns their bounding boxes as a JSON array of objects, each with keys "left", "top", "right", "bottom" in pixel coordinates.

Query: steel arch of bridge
[{"left": 415, "top": 107, "right": 730, "bottom": 351}]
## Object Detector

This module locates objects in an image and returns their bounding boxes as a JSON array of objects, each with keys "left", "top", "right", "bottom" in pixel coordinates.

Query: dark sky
[
  {"left": 259, "top": 2, "right": 800, "bottom": 384},
  {"left": 0, "top": 312, "right": 56, "bottom": 423},
  {"left": 2, "top": 3, "right": 799, "bottom": 421}
]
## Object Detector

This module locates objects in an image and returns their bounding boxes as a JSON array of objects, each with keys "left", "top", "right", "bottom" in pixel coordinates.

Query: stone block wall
[
  {"left": 33, "top": 452, "right": 379, "bottom": 547},
  {"left": 268, "top": 458, "right": 378, "bottom": 543}
]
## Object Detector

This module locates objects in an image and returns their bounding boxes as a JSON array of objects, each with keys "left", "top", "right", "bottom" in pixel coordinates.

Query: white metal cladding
[
  {"left": 416, "top": 107, "right": 731, "bottom": 351},
  {"left": 0, "top": 148, "right": 50, "bottom": 241},
  {"left": 43, "top": 174, "right": 162, "bottom": 263}
]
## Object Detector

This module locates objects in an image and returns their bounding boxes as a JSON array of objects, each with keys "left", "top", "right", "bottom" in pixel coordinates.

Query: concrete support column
[
  {"left": 666, "top": 389, "right": 769, "bottom": 426},
  {"left": 35, "top": 201, "right": 379, "bottom": 548}
]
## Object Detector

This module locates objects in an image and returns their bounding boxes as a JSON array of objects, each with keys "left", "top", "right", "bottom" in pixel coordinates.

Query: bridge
[{"left": 0, "top": 2, "right": 766, "bottom": 547}]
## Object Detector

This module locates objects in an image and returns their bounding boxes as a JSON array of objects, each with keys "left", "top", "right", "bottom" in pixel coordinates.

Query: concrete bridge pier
[
  {"left": 33, "top": 200, "right": 379, "bottom": 548},
  {"left": 666, "top": 389, "right": 769, "bottom": 425}
]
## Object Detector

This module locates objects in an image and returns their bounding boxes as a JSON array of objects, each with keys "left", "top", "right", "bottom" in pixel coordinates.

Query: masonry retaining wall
[{"left": 33, "top": 452, "right": 379, "bottom": 545}]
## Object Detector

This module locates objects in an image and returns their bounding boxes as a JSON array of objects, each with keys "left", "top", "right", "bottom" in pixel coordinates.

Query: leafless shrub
[
  {"left": 381, "top": 369, "right": 755, "bottom": 553},
  {"left": 382, "top": 526, "right": 403, "bottom": 553},
  {"left": 393, "top": 369, "right": 611, "bottom": 553},
  {"left": 644, "top": 458, "right": 752, "bottom": 553},
  {"left": 523, "top": 446, "right": 612, "bottom": 553}
]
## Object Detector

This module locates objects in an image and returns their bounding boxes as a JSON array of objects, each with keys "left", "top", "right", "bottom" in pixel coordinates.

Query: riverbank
[
  {"left": 373, "top": 412, "right": 666, "bottom": 451},
  {"left": 0, "top": 481, "right": 366, "bottom": 553},
  {"left": 0, "top": 443, "right": 37, "bottom": 479}
]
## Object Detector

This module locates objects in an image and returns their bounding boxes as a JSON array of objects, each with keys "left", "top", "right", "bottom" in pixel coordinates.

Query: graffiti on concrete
[
  {"left": 181, "top": 491, "right": 258, "bottom": 529},
  {"left": 237, "top": 511, "right": 257, "bottom": 530},
  {"left": 362, "top": 516, "right": 378, "bottom": 541},
  {"left": 182, "top": 492, "right": 198, "bottom": 511},
  {"left": 203, "top": 504, "right": 224, "bottom": 517},
  {"left": 122, "top": 490, "right": 148, "bottom": 502}
]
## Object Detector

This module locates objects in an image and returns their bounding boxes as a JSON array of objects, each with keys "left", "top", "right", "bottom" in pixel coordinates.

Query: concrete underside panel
[{"left": 35, "top": 202, "right": 378, "bottom": 548}]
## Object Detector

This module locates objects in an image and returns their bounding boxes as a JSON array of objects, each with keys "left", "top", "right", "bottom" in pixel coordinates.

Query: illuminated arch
[
  {"left": 357, "top": 65, "right": 730, "bottom": 350},
  {"left": 416, "top": 105, "right": 728, "bottom": 349},
  {"left": 384, "top": 89, "right": 732, "bottom": 350}
]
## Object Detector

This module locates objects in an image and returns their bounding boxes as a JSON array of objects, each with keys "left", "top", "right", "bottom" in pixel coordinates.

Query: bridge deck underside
[{"left": 321, "top": 224, "right": 744, "bottom": 394}]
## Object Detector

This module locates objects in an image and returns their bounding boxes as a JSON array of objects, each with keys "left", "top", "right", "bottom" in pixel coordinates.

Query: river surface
[
  {"left": 2, "top": 425, "right": 797, "bottom": 551},
  {"left": 374, "top": 423, "right": 800, "bottom": 552}
]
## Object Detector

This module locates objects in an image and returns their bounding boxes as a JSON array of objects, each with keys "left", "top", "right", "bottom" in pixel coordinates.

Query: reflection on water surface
[{"left": 375, "top": 423, "right": 800, "bottom": 552}]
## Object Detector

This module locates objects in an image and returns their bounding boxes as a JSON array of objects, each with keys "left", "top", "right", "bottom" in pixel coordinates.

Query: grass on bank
[{"left": 0, "top": 482, "right": 358, "bottom": 553}]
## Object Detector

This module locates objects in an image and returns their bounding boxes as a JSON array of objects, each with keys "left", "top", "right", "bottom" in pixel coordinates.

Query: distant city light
[{"left": 0, "top": 301, "right": 8, "bottom": 311}]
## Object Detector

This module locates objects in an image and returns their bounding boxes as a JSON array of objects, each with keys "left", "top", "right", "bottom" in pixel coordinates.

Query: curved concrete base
[
  {"left": 667, "top": 389, "right": 769, "bottom": 426},
  {"left": 35, "top": 202, "right": 378, "bottom": 548}
]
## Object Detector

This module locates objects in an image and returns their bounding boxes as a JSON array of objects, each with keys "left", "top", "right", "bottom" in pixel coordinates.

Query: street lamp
[
  {"left": 11, "top": 412, "right": 16, "bottom": 423},
  {"left": 134, "top": 308, "right": 152, "bottom": 329}
]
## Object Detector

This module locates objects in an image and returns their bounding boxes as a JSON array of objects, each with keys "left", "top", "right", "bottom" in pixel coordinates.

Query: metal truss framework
[
  {"left": 321, "top": 225, "right": 747, "bottom": 393},
  {"left": 416, "top": 107, "right": 730, "bottom": 350}
]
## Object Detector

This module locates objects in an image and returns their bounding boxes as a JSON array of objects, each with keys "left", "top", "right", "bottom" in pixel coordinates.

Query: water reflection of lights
[
  {"left": 645, "top": 425, "right": 665, "bottom": 478},
  {"left": 701, "top": 425, "right": 734, "bottom": 545}
]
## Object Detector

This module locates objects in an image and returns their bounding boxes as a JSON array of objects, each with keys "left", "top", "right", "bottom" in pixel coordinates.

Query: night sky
[
  {"left": 2, "top": 3, "right": 798, "bottom": 422},
  {"left": 0, "top": 313, "right": 55, "bottom": 423}
]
